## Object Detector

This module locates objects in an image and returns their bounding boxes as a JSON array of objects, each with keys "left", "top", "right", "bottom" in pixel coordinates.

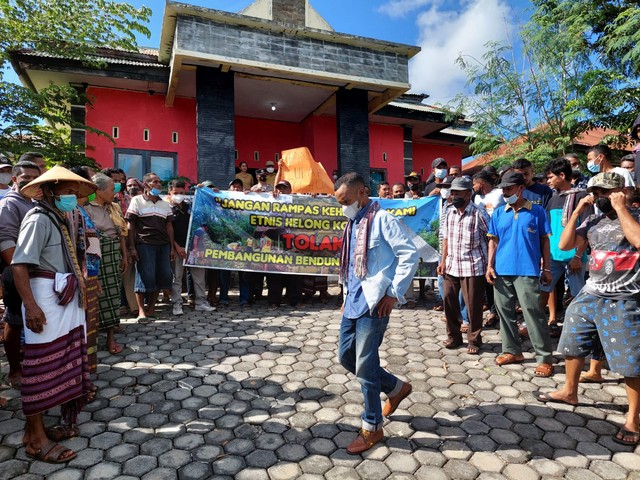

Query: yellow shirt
[{"left": 235, "top": 172, "right": 254, "bottom": 191}]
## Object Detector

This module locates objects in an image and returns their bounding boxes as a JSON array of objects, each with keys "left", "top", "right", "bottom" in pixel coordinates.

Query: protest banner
[{"left": 185, "top": 188, "right": 441, "bottom": 277}]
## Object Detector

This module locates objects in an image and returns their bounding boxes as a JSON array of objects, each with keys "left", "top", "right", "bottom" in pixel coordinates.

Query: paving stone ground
[{"left": 1, "top": 285, "right": 639, "bottom": 479}]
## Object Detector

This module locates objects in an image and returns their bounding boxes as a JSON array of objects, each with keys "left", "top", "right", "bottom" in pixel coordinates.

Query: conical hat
[{"left": 21, "top": 165, "right": 97, "bottom": 199}]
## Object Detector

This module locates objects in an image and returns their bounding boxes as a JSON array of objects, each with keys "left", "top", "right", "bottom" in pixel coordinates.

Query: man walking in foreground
[{"left": 334, "top": 173, "right": 419, "bottom": 454}]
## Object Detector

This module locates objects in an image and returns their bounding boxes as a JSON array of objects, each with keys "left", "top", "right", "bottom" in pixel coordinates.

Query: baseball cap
[
  {"left": 256, "top": 169, "right": 267, "bottom": 176},
  {"left": 432, "top": 158, "right": 447, "bottom": 169},
  {"left": 450, "top": 177, "right": 473, "bottom": 191},
  {"left": 201, "top": 180, "right": 215, "bottom": 188},
  {"left": 587, "top": 172, "right": 624, "bottom": 193},
  {"left": 0, "top": 156, "right": 12, "bottom": 170},
  {"left": 275, "top": 179, "right": 291, "bottom": 189},
  {"left": 265, "top": 160, "right": 275, "bottom": 167},
  {"left": 440, "top": 175, "right": 455, "bottom": 188},
  {"left": 497, "top": 172, "right": 525, "bottom": 188}
]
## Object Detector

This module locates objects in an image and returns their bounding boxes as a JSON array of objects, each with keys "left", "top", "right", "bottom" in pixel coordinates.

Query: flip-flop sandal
[
  {"left": 136, "top": 316, "right": 151, "bottom": 324},
  {"left": 467, "top": 345, "right": 480, "bottom": 355},
  {"left": 460, "top": 324, "right": 469, "bottom": 334},
  {"left": 533, "top": 390, "right": 578, "bottom": 406},
  {"left": 25, "top": 440, "right": 77, "bottom": 464},
  {"left": 579, "top": 375, "right": 604, "bottom": 383},
  {"left": 534, "top": 363, "right": 554, "bottom": 378},
  {"left": 46, "top": 425, "right": 80, "bottom": 442},
  {"left": 483, "top": 314, "right": 498, "bottom": 328},
  {"left": 613, "top": 427, "right": 640, "bottom": 446}
]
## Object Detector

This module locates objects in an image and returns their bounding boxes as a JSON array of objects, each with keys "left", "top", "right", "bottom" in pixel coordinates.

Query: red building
[{"left": 10, "top": 0, "right": 471, "bottom": 189}]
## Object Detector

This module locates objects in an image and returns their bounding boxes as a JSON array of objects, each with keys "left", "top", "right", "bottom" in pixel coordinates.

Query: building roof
[{"left": 12, "top": 47, "right": 166, "bottom": 69}]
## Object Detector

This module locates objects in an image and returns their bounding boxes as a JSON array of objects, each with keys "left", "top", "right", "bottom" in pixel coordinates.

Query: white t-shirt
[
  {"left": 474, "top": 188, "right": 505, "bottom": 217},
  {"left": 587, "top": 167, "right": 635, "bottom": 189}
]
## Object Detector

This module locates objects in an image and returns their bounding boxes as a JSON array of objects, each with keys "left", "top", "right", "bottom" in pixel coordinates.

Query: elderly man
[
  {"left": 0, "top": 161, "right": 41, "bottom": 388},
  {"left": 437, "top": 177, "right": 489, "bottom": 354},
  {"left": 12, "top": 165, "right": 96, "bottom": 463},
  {"left": 126, "top": 172, "right": 176, "bottom": 321},
  {"left": 486, "top": 172, "right": 554, "bottom": 378},
  {"left": 335, "top": 173, "right": 419, "bottom": 454},
  {"left": 536, "top": 172, "right": 640, "bottom": 446}
]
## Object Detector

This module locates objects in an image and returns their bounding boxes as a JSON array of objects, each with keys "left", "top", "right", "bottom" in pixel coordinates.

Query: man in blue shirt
[
  {"left": 335, "top": 173, "right": 419, "bottom": 454},
  {"left": 513, "top": 158, "right": 553, "bottom": 209},
  {"left": 486, "top": 172, "right": 554, "bottom": 378}
]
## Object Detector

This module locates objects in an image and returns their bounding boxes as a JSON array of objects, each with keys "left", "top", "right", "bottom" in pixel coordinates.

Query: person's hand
[
  {"left": 485, "top": 266, "right": 497, "bottom": 285},
  {"left": 129, "top": 248, "right": 138, "bottom": 262},
  {"left": 436, "top": 263, "right": 445, "bottom": 276},
  {"left": 120, "top": 253, "right": 129, "bottom": 273},
  {"left": 429, "top": 188, "right": 440, "bottom": 197},
  {"left": 176, "top": 246, "right": 187, "bottom": 259},
  {"left": 24, "top": 303, "right": 46, "bottom": 334},
  {"left": 568, "top": 256, "right": 582, "bottom": 273},
  {"left": 170, "top": 249, "right": 176, "bottom": 262},
  {"left": 376, "top": 295, "right": 397, "bottom": 317},
  {"left": 540, "top": 270, "right": 553, "bottom": 286},
  {"left": 575, "top": 194, "right": 595, "bottom": 215},
  {"left": 272, "top": 189, "right": 280, "bottom": 198},
  {"left": 32, "top": 187, "right": 44, "bottom": 201},
  {"left": 610, "top": 191, "right": 627, "bottom": 212}
]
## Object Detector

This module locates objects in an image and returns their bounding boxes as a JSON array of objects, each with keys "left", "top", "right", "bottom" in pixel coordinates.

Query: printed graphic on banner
[{"left": 185, "top": 188, "right": 441, "bottom": 277}]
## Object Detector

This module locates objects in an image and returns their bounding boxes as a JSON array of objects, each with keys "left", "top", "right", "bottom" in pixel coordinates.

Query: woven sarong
[
  {"left": 85, "top": 276, "right": 99, "bottom": 374},
  {"left": 97, "top": 236, "right": 122, "bottom": 330},
  {"left": 22, "top": 276, "right": 90, "bottom": 423}
]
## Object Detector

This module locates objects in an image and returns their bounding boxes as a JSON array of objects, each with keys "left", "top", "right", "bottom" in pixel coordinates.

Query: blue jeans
[
  {"left": 338, "top": 311, "right": 401, "bottom": 431},
  {"left": 134, "top": 243, "right": 173, "bottom": 293},
  {"left": 219, "top": 270, "right": 251, "bottom": 305}
]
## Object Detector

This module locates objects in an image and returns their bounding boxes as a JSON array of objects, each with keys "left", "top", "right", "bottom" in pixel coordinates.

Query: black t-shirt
[{"left": 171, "top": 202, "right": 190, "bottom": 247}]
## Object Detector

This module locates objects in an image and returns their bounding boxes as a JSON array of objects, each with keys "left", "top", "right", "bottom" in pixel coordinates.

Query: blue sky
[{"left": 126, "top": 0, "right": 532, "bottom": 104}]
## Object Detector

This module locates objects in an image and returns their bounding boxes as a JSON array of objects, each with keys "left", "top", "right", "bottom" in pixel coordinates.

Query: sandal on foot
[
  {"left": 25, "top": 440, "right": 77, "bottom": 464},
  {"left": 495, "top": 353, "right": 525, "bottom": 366},
  {"left": 460, "top": 324, "right": 469, "bottom": 334},
  {"left": 45, "top": 425, "right": 80, "bottom": 442},
  {"left": 444, "top": 338, "right": 463, "bottom": 349},
  {"left": 432, "top": 305, "right": 444, "bottom": 312},
  {"left": 467, "top": 344, "right": 480, "bottom": 355},
  {"left": 613, "top": 427, "right": 640, "bottom": 446},
  {"left": 483, "top": 314, "right": 498, "bottom": 328},
  {"left": 534, "top": 390, "right": 577, "bottom": 406},
  {"left": 579, "top": 374, "right": 604, "bottom": 384},
  {"left": 534, "top": 363, "right": 554, "bottom": 378}
]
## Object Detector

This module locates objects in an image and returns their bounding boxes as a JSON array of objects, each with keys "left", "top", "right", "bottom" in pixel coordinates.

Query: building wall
[
  {"left": 413, "top": 142, "right": 463, "bottom": 178},
  {"left": 85, "top": 87, "right": 464, "bottom": 184},
  {"left": 85, "top": 87, "right": 198, "bottom": 181}
]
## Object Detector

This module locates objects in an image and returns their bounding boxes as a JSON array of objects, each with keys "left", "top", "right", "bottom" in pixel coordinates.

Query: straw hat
[{"left": 21, "top": 164, "right": 97, "bottom": 199}]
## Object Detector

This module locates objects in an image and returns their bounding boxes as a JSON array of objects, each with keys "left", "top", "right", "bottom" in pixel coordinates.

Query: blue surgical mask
[
  {"left": 150, "top": 188, "right": 162, "bottom": 196},
  {"left": 504, "top": 193, "right": 518, "bottom": 205},
  {"left": 55, "top": 194, "right": 78, "bottom": 212},
  {"left": 587, "top": 160, "right": 600, "bottom": 174},
  {"left": 435, "top": 169, "right": 447, "bottom": 179},
  {"left": 114, "top": 183, "right": 122, "bottom": 194}
]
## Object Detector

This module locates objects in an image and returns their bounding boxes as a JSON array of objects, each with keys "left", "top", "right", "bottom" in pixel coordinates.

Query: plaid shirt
[{"left": 442, "top": 201, "right": 490, "bottom": 277}]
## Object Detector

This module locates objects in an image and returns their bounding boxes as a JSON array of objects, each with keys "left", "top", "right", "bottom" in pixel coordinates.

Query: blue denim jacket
[{"left": 346, "top": 208, "right": 419, "bottom": 314}]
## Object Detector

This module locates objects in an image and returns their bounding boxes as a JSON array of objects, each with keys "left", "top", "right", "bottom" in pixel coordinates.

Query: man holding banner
[{"left": 334, "top": 173, "right": 419, "bottom": 455}]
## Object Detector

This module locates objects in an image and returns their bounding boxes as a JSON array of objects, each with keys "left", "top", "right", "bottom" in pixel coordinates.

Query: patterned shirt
[{"left": 441, "top": 201, "right": 490, "bottom": 277}]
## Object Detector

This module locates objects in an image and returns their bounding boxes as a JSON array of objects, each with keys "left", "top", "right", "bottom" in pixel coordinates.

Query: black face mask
[
  {"left": 451, "top": 196, "right": 467, "bottom": 209},
  {"left": 596, "top": 196, "right": 614, "bottom": 215}
]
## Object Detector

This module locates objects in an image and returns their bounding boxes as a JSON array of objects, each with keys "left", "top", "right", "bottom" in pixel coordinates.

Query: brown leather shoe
[
  {"left": 382, "top": 381, "right": 412, "bottom": 417},
  {"left": 346, "top": 429, "right": 384, "bottom": 455}
]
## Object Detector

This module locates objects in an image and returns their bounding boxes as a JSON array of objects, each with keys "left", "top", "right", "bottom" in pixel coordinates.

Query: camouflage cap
[{"left": 586, "top": 172, "right": 624, "bottom": 193}]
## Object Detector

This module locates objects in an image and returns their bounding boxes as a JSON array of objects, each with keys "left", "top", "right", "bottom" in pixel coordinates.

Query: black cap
[
  {"left": 0, "top": 155, "right": 12, "bottom": 168},
  {"left": 440, "top": 175, "right": 455, "bottom": 188},
  {"left": 497, "top": 172, "right": 525, "bottom": 188},
  {"left": 256, "top": 169, "right": 267, "bottom": 176},
  {"left": 432, "top": 157, "right": 447, "bottom": 169},
  {"left": 450, "top": 177, "right": 473, "bottom": 191}
]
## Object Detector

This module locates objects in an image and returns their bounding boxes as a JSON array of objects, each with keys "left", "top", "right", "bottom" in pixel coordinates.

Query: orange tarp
[{"left": 278, "top": 147, "right": 334, "bottom": 194}]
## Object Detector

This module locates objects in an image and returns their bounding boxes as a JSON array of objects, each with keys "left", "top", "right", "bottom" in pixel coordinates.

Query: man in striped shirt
[{"left": 437, "top": 177, "right": 490, "bottom": 354}]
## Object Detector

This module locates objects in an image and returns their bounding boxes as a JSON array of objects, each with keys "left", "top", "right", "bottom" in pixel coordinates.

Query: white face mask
[
  {"left": 266, "top": 167, "right": 275, "bottom": 174},
  {"left": 0, "top": 173, "right": 12, "bottom": 185},
  {"left": 435, "top": 169, "right": 447, "bottom": 179},
  {"left": 504, "top": 193, "right": 518, "bottom": 205},
  {"left": 440, "top": 188, "right": 450, "bottom": 200},
  {"left": 172, "top": 194, "right": 185, "bottom": 204},
  {"left": 342, "top": 200, "right": 361, "bottom": 220}
]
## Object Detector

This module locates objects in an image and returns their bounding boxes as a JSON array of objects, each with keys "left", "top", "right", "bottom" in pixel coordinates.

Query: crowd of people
[{"left": 2, "top": 138, "right": 640, "bottom": 460}]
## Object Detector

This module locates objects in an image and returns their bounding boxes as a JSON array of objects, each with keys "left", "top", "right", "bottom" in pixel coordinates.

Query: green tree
[
  {"left": 0, "top": 0, "right": 151, "bottom": 166},
  {"left": 450, "top": 0, "right": 640, "bottom": 170}
]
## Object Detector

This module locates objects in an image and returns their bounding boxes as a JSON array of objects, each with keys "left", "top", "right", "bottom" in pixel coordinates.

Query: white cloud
[
  {"left": 386, "top": 0, "right": 516, "bottom": 105},
  {"left": 376, "top": 0, "right": 432, "bottom": 18}
]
